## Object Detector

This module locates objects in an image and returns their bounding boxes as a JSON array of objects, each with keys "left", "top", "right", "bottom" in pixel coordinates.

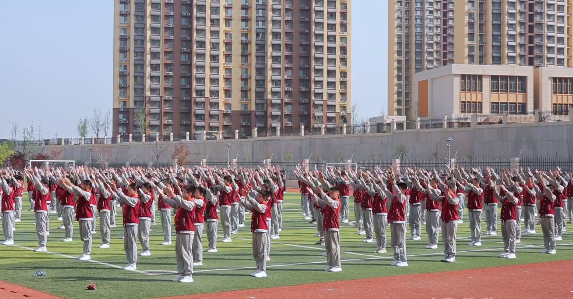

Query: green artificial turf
[{"left": 0, "top": 193, "right": 572, "bottom": 299}]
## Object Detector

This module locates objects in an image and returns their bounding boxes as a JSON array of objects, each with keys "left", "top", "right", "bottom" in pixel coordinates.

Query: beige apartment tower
[
  {"left": 388, "top": 0, "right": 573, "bottom": 123},
  {"left": 113, "top": 0, "right": 351, "bottom": 140}
]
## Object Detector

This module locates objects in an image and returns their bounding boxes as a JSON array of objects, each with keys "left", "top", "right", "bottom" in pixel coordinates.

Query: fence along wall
[{"left": 30, "top": 121, "right": 573, "bottom": 167}]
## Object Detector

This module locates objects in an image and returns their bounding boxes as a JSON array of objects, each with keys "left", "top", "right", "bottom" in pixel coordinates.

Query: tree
[
  {"left": 102, "top": 109, "right": 111, "bottom": 137},
  {"left": 48, "top": 147, "right": 65, "bottom": 159},
  {"left": 350, "top": 103, "right": 367, "bottom": 134},
  {"left": 77, "top": 117, "right": 89, "bottom": 138},
  {"left": 0, "top": 144, "right": 15, "bottom": 166},
  {"left": 172, "top": 144, "right": 191, "bottom": 166},
  {"left": 22, "top": 123, "right": 35, "bottom": 161},
  {"left": 92, "top": 144, "right": 113, "bottom": 168},
  {"left": 6, "top": 152, "right": 26, "bottom": 170},
  {"left": 150, "top": 141, "right": 167, "bottom": 166},
  {"left": 9, "top": 121, "right": 19, "bottom": 151},
  {"left": 90, "top": 108, "right": 104, "bottom": 138},
  {"left": 134, "top": 108, "right": 148, "bottom": 135}
]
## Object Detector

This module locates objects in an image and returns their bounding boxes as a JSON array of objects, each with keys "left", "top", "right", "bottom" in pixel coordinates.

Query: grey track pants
[
  {"left": 485, "top": 203, "right": 498, "bottom": 232},
  {"left": 426, "top": 210, "right": 440, "bottom": 246},
  {"left": 324, "top": 230, "right": 341, "bottom": 268},
  {"left": 220, "top": 206, "right": 231, "bottom": 239},
  {"left": 124, "top": 224, "right": 138, "bottom": 265},
  {"left": 79, "top": 219, "right": 93, "bottom": 255},
  {"left": 540, "top": 217, "right": 556, "bottom": 251},
  {"left": 362, "top": 209, "right": 373, "bottom": 238},
  {"left": 340, "top": 196, "right": 349, "bottom": 222},
  {"left": 99, "top": 210, "right": 110, "bottom": 244},
  {"left": 161, "top": 209, "right": 172, "bottom": 243},
  {"left": 2, "top": 211, "right": 14, "bottom": 241},
  {"left": 390, "top": 222, "right": 407, "bottom": 262},
  {"left": 231, "top": 203, "right": 240, "bottom": 231},
  {"left": 138, "top": 218, "right": 151, "bottom": 252},
  {"left": 193, "top": 223, "right": 204, "bottom": 262},
  {"left": 206, "top": 220, "right": 218, "bottom": 250},
  {"left": 63, "top": 206, "right": 74, "bottom": 239},
  {"left": 35, "top": 212, "right": 48, "bottom": 247},
  {"left": 502, "top": 220, "right": 517, "bottom": 254},
  {"left": 252, "top": 232, "right": 267, "bottom": 272},
  {"left": 441, "top": 221, "right": 457, "bottom": 257},
  {"left": 409, "top": 204, "right": 421, "bottom": 238},
  {"left": 176, "top": 232, "right": 194, "bottom": 277},
  {"left": 373, "top": 214, "right": 388, "bottom": 250},
  {"left": 468, "top": 210, "right": 482, "bottom": 242}
]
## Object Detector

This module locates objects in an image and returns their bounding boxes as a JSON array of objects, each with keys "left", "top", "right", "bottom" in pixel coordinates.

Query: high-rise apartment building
[
  {"left": 388, "top": 0, "right": 573, "bottom": 122},
  {"left": 113, "top": 0, "right": 351, "bottom": 140}
]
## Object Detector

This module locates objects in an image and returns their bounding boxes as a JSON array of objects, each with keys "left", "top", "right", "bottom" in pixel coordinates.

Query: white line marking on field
[{"left": 3, "top": 243, "right": 149, "bottom": 275}]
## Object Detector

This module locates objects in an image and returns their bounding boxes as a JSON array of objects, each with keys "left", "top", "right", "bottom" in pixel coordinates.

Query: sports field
[{"left": 0, "top": 192, "right": 572, "bottom": 299}]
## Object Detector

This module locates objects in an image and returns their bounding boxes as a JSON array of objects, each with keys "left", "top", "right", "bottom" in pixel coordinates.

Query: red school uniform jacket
[
  {"left": 440, "top": 193, "right": 459, "bottom": 223},
  {"left": 251, "top": 200, "right": 269, "bottom": 232},
  {"left": 323, "top": 197, "right": 341, "bottom": 231},
  {"left": 174, "top": 201, "right": 196, "bottom": 233},
  {"left": 123, "top": 193, "right": 141, "bottom": 225}
]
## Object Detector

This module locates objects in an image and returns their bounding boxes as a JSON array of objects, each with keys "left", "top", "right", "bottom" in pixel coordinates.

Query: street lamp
[
  {"left": 445, "top": 137, "right": 453, "bottom": 168},
  {"left": 88, "top": 148, "right": 93, "bottom": 167},
  {"left": 226, "top": 143, "right": 231, "bottom": 167}
]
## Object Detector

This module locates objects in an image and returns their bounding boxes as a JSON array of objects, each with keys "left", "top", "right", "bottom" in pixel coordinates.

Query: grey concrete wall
[{"left": 28, "top": 122, "right": 572, "bottom": 166}]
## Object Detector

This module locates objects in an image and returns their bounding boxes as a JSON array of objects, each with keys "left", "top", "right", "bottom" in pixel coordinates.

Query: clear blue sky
[{"left": 0, "top": 1, "right": 387, "bottom": 139}]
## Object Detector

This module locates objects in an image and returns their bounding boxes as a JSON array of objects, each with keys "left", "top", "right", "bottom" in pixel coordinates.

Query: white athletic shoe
[
  {"left": 342, "top": 219, "right": 349, "bottom": 224},
  {"left": 57, "top": 217, "right": 63, "bottom": 221},
  {"left": 304, "top": 216, "right": 311, "bottom": 220},
  {"left": 413, "top": 236, "right": 421, "bottom": 241},
  {"left": 140, "top": 251, "right": 151, "bottom": 256},
  {"left": 490, "top": 231, "right": 498, "bottom": 236},
  {"left": 523, "top": 229, "right": 530, "bottom": 234},
  {"left": 426, "top": 244, "right": 438, "bottom": 249},
  {"left": 391, "top": 260, "right": 399, "bottom": 266},
  {"left": 395, "top": 262, "right": 408, "bottom": 267},
  {"left": 192, "top": 262, "right": 203, "bottom": 266},
  {"left": 14, "top": 219, "right": 21, "bottom": 223},
  {"left": 499, "top": 253, "right": 508, "bottom": 258},
  {"left": 359, "top": 231, "right": 366, "bottom": 235},
  {"left": 99, "top": 243, "right": 110, "bottom": 249},
  {"left": 124, "top": 264, "right": 137, "bottom": 271},
  {"left": 265, "top": 257, "right": 271, "bottom": 261},
  {"left": 172, "top": 275, "right": 183, "bottom": 282},
  {"left": 271, "top": 235, "right": 280, "bottom": 240},
  {"left": 250, "top": 270, "right": 261, "bottom": 277},
  {"left": 547, "top": 250, "right": 557, "bottom": 255},
  {"left": 375, "top": 248, "right": 387, "bottom": 254},
  {"left": 324, "top": 266, "right": 333, "bottom": 272},
  {"left": 329, "top": 266, "right": 342, "bottom": 272},
  {"left": 528, "top": 230, "right": 537, "bottom": 234},
  {"left": 507, "top": 253, "right": 517, "bottom": 259},
  {"left": 313, "top": 232, "right": 321, "bottom": 237},
  {"left": 278, "top": 228, "right": 282, "bottom": 232},
  {"left": 78, "top": 254, "right": 91, "bottom": 261},
  {"left": 160, "top": 241, "right": 172, "bottom": 245},
  {"left": 540, "top": 249, "right": 549, "bottom": 254},
  {"left": 91, "top": 231, "right": 96, "bottom": 234},
  {"left": 441, "top": 256, "right": 455, "bottom": 263},
  {"left": 62, "top": 238, "right": 73, "bottom": 242},
  {"left": 254, "top": 271, "right": 267, "bottom": 278},
  {"left": 231, "top": 230, "right": 238, "bottom": 235},
  {"left": 58, "top": 225, "right": 65, "bottom": 230},
  {"left": 469, "top": 241, "right": 476, "bottom": 246},
  {"left": 457, "top": 220, "right": 464, "bottom": 224},
  {"left": 180, "top": 276, "right": 194, "bottom": 283},
  {"left": 238, "top": 223, "right": 245, "bottom": 228},
  {"left": 485, "top": 230, "right": 491, "bottom": 235},
  {"left": 110, "top": 224, "right": 117, "bottom": 228},
  {"left": 207, "top": 248, "right": 218, "bottom": 253},
  {"left": 515, "top": 239, "right": 521, "bottom": 244},
  {"left": 2, "top": 240, "right": 14, "bottom": 245},
  {"left": 34, "top": 247, "right": 47, "bottom": 252},
  {"left": 221, "top": 238, "right": 232, "bottom": 243},
  {"left": 119, "top": 235, "right": 124, "bottom": 239},
  {"left": 473, "top": 242, "right": 482, "bottom": 247},
  {"left": 555, "top": 236, "right": 562, "bottom": 241}
]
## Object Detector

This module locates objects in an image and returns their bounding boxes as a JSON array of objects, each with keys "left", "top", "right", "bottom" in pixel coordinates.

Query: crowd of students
[{"left": 0, "top": 164, "right": 572, "bottom": 281}]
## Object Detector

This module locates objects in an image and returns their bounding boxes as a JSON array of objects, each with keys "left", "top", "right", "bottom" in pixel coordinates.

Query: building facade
[
  {"left": 388, "top": 0, "right": 573, "bottom": 123},
  {"left": 414, "top": 64, "right": 573, "bottom": 120},
  {"left": 113, "top": 0, "right": 351, "bottom": 140}
]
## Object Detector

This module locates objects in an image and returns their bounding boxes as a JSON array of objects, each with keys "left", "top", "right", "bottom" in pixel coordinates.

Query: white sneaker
[
  {"left": 110, "top": 224, "right": 117, "bottom": 228},
  {"left": 278, "top": 228, "right": 282, "bottom": 232},
  {"left": 238, "top": 223, "right": 245, "bottom": 228},
  {"left": 78, "top": 254, "right": 91, "bottom": 261},
  {"left": 363, "top": 238, "right": 375, "bottom": 243},
  {"left": 172, "top": 275, "right": 183, "bottom": 282},
  {"left": 490, "top": 231, "right": 498, "bottom": 236},
  {"left": 231, "top": 230, "right": 238, "bottom": 235},
  {"left": 58, "top": 225, "right": 65, "bottom": 230},
  {"left": 265, "top": 257, "right": 271, "bottom": 261},
  {"left": 14, "top": 218, "right": 21, "bottom": 222},
  {"left": 499, "top": 253, "right": 509, "bottom": 258},
  {"left": 34, "top": 247, "right": 47, "bottom": 252},
  {"left": 523, "top": 229, "right": 529, "bottom": 234},
  {"left": 342, "top": 219, "right": 349, "bottom": 224},
  {"left": 375, "top": 248, "right": 387, "bottom": 254},
  {"left": 473, "top": 242, "right": 482, "bottom": 247},
  {"left": 57, "top": 217, "right": 63, "bottom": 221},
  {"left": 458, "top": 220, "right": 464, "bottom": 224},
  {"left": 408, "top": 236, "right": 416, "bottom": 240},
  {"left": 161, "top": 241, "right": 172, "bottom": 245},
  {"left": 254, "top": 271, "right": 267, "bottom": 278},
  {"left": 507, "top": 253, "right": 517, "bottom": 259},
  {"left": 329, "top": 266, "right": 342, "bottom": 272},
  {"left": 528, "top": 230, "right": 537, "bottom": 234},
  {"left": 251, "top": 270, "right": 261, "bottom": 277},
  {"left": 207, "top": 248, "right": 218, "bottom": 253},
  {"left": 547, "top": 250, "right": 556, "bottom": 255},
  {"left": 304, "top": 216, "right": 311, "bottom": 220},
  {"left": 62, "top": 238, "right": 73, "bottom": 242},
  {"left": 358, "top": 231, "right": 366, "bottom": 235},
  {"left": 99, "top": 243, "right": 110, "bottom": 249},
  {"left": 540, "top": 249, "right": 549, "bottom": 254},
  {"left": 271, "top": 235, "right": 280, "bottom": 240},
  {"left": 555, "top": 236, "right": 562, "bottom": 241},
  {"left": 221, "top": 238, "right": 232, "bottom": 243},
  {"left": 469, "top": 241, "right": 476, "bottom": 246},
  {"left": 441, "top": 257, "right": 455, "bottom": 263},
  {"left": 413, "top": 236, "right": 421, "bottom": 241},
  {"left": 2, "top": 240, "right": 14, "bottom": 245},
  {"left": 324, "top": 266, "right": 333, "bottom": 272},
  {"left": 119, "top": 235, "right": 124, "bottom": 239},
  {"left": 395, "top": 261, "right": 408, "bottom": 267},
  {"left": 515, "top": 239, "right": 521, "bottom": 244},
  {"left": 13, "top": 228, "right": 16, "bottom": 232},
  {"left": 314, "top": 232, "right": 321, "bottom": 237},
  {"left": 180, "top": 276, "right": 194, "bottom": 283},
  {"left": 124, "top": 264, "right": 137, "bottom": 271},
  {"left": 485, "top": 230, "right": 491, "bottom": 235},
  {"left": 426, "top": 244, "right": 438, "bottom": 249},
  {"left": 140, "top": 251, "right": 151, "bottom": 256},
  {"left": 192, "top": 262, "right": 203, "bottom": 266}
]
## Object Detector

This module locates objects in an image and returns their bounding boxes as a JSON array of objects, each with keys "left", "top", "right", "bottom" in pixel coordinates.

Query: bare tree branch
[{"left": 90, "top": 109, "right": 104, "bottom": 138}]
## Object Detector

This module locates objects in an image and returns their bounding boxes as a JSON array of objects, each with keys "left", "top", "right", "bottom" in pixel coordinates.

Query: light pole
[
  {"left": 445, "top": 137, "right": 453, "bottom": 168},
  {"left": 88, "top": 148, "right": 93, "bottom": 167},
  {"left": 226, "top": 143, "right": 231, "bottom": 167}
]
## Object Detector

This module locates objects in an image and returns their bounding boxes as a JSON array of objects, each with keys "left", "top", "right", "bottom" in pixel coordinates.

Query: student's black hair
[
  {"left": 183, "top": 184, "right": 196, "bottom": 194},
  {"left": 40, "top": 179, "right": 48, "bottom": 185},
  {"left": 223, "top": 175, "right": 232, "bottom": 183},
  {"left": 142, "top": 182, "right": 152, "bottom": 191},
  {"left": 258, "top": 189, "right": 270, "bottom": 199},
  {"left": 83, "top": 180, "right": 93, "bottom": 190},
  {"left": 128, "top": 182, "right": 137, "bottom": 191},
  {"left": 15, "top": 175, "right": 23, "bottom": 181},
  {"left": 329, "top": 186, "right": 340, "bottom": 192},
  {"left": 196, "top": 186, "right": 206, "bottom": 196},
  {"left": 397, "top": 182, "right": 408, "bottom": 190}
]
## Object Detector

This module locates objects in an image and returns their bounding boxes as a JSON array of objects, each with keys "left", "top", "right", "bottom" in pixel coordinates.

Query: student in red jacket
[
  {"left": 95, "top": 177, "right": 113, "bottom": 249},
  {"left": 240, "top": 188, "right": 271, "bottom": 278},
  {"left": 495, "top": 183, "right": 519, "bottom": 259},
  {"left": 191, "top": 187, "right": 206, "bottom": 266},
  {"left": 109, "top": 182, "right": 141, "bottom": 270},
  {"left": 137, "top": 183, "right": 154, "bottom": 256},
  {"left": 60, "top": 178, "right": 95, "bottom": 261},
  {"left": 205, "top": 186, "right": 219, "bottom": 253},
  {"left": 13, "top": 175, "right": 24, "bottom": 222},
  {"left": 381, "top": 176, "right": 409, "bottom": 267},
  {"left": 27, "top": 169, "right": 51, "bottom": 252},
  {"left": 157, "top": 184, "right": 199, "bottom": 283},
  {"left": 55, "top": 177, "right": 76, "bottom": 242},
  {"left": 431, "top": 187, "right": 461, "bottom": 263},
  {"left": 309, "top": 186, "right": 342, "bottom": 272},
  {"left": 464, "top": 178, "right": 484, "bottom": 246},
  {"left": 1, "top": 174, "right": 16, "bottom": 245},
  {"left": 537, "top": 178, "right": 558, "bottom": 254}
]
